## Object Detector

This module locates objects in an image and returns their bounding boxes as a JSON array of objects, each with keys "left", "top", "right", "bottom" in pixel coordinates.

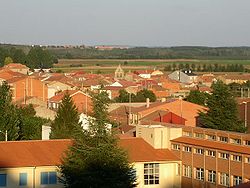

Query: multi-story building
[
  {"left": 0, "top": 137, "right": 181, "bottom": 188},
  {"left": 136, "top": 124, "right": 250, "bottom": 188}
]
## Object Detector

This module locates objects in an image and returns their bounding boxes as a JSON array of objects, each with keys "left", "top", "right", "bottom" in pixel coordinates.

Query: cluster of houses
[{"left": 0, "top": 63, "right": 249, "bottom": 187}]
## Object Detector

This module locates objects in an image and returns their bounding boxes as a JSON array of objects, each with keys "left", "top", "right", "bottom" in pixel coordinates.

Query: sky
[{"left": 0, "top": 0, "right": 250, "bottom": 47}]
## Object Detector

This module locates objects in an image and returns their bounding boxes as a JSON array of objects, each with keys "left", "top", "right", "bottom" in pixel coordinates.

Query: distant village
[{"left": 0, "top": 62, "right": 249, "bottom": 187}]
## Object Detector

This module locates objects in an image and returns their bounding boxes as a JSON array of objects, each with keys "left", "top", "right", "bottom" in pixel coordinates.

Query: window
[
  {"left": 231, "top": 138, "right": 241, "bottom": 145},
  {"left": 183, "top": 131, "right": 192, "bottom": 137},
  {"left": 245, "top": 157, "right": 250, "bottom": 164},
  {"left": 19, "top": 173, "right": 27, "bottom": 186},
  {"left": 144, "top": 163, "right": 159, "bottom": 185},
  {"left": 233, "top": 176, "right": 242, "bottom": 186},
  {"left": 172, "top": 144, "right": 180, "bottom": 151},
  {"left": 206, "top": 134, "right": 216, "bottom": 141},
  {"left": 219, "top": 173, "right": 229, "bottom": 186},
  {"left": 41, "top": 172, "right": 57, "bottom": 185},
  {"left": 195, "top": 148, "right": 204, "bottom": 155},
  {"left": 183, "top": 146, "right": 192, "bottom": 153},
  {"left": 207, "top": 150, "right": 216, "bottom": 157},
  {"left": 207, "top": 170, "right": 216, "bottom": 183},
  {"left": 245, "top": 140, "right": 250, "bottom": 146},
  {"left": 219, "top": 136, "right": 228, "bottom": 143},
  {"left": 219, "top": 152, "right": 229, "bottom": 160},
  {"left": 0, "top": 174, "right": 6, "bottom": 187},
  {"left": 176, "top": 164, "right": 181, "bottom": 176},
  {"left": 195, "top": 133, "right": 204, "bottom": 139},
  {"left": 231, "top": 155, "right": 242, "bottom": 162},
  {"left": 195, "top": 168, "right": 204, "bottom": 181},
  {"left": 183, "top": 165, "right": 192, "bottom": 178}
]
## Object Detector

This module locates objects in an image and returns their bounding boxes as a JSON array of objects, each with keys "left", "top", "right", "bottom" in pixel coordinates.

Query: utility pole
[{"left": 243, "top": 102, "right": 248, "bottom": 128}]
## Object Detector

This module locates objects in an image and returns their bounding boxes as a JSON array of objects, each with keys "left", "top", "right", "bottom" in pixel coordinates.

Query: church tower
[{"left": 114, "top": 64, "right": 124, "bottom": 79}]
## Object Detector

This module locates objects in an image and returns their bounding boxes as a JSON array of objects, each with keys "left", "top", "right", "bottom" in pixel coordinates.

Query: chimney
[{"left": 146, "top": 98, "right": 150, "bottom": 108}]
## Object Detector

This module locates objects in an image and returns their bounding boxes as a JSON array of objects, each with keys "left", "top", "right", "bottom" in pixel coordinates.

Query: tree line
[
  {"left": 47, "top": 46, "right": 250, "bottom": 59},
  {"left": 164, "top": 63, "right": 245, "bottom": 72},
  {"left": 2, "top": 44, "right": 250, "bottom": 60},
  {"left": 0, "top": 46, "right": 57, "bottom": 69}
]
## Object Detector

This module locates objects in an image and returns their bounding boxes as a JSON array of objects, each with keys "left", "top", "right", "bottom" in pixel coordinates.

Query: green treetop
[
  {"left": 185, "top": 90, "right": 209, "bottom": 106},
  {"left": 198, "top": 80, "right": 245, "bottom": 132},
  {"left": 50, "top": 93, "right": 82, "bottom": 139}
]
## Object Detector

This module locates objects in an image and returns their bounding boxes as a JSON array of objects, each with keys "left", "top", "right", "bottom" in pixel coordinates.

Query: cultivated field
[{"left": 53, "top": 59, "right": 250, "bottom": 73}]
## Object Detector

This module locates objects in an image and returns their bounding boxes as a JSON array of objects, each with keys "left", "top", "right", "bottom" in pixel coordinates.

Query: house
[
  {"left": 151, "top": 70, "right": 164, "bottom": 77},
  {"left": 0, "top": 137, "right": 181, "bottom": 188},
  {"left": 46, "top": 81, "right": 74, "bottom": 99},
  {"left": 0, "top": 69, "right": 24, "bottom": 83},
  {"left": 134, "top": 70, "right": 154, "bottom": 79},
  {"left": 168, "top": 69, "right": 198, "bottom": 84},
  {"left": 8, "top": 76, "right": 48, "bottom": 102},
  {"left": 3, "top": 63, "right": 29, "bottom": 75},
  {"left": 126, "top": 99, "right": 206, "bottom": 127},
  {"left": 222, "top": 74, "right": 250, "bottom": 85},
  {"left": 48, "top": 90, "right": 92, "bottom": 114}
]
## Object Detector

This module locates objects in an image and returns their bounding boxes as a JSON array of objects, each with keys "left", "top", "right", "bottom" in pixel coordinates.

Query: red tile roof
[
  {"left": 0, "top": 137, "right": 179, "bottom": 168},
  {"left": 4, "top": 63, "right": 28, "bottom": 69},
  {"left": 171, "top": 136, "right": 250, "bottom": 155},
  {"left": 119, "top": 137, "right": 180, "bottom": 162},
  {"left": 49, "top": 90, "right": 84, "bottom": 102},
  {"left": 0, "top": 139, "right": 72, "bottom": 168}
]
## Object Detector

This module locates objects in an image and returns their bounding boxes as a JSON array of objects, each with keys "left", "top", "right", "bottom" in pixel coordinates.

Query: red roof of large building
[
  {"left": 119, "top": 137, "right": 180, "bottom": 162},
  {"left": 171, "top": 136, "right": 250, "bottom": 155},
  {"left": 0, "top": 137, "right": 180, "bottom": 168},
  {"left": 0, "top": 139, "right": 72, "bottom": 168}
]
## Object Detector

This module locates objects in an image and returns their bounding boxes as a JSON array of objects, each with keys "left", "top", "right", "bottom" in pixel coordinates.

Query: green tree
[
  {"left": 185, "top": 90, "right": 209, "bottom": 106},
  {"left": 60, "top": 92, "right": 137, "bottom": 188},
  {"left": 198, "top": 80, "right": 245, "bottom": 132},
  {"left": 115, "top": 89, "right": 136, "bottom": 103},
  {"left": 17, "top": 104, "right": 48, "bottom": 140},
  {"left": 50, "top": 93, "right": 82, "bottom": 139},
  {"left": 26, "top": 46, "right": 56, "bottom": 68},
  {"left": 4, "top": 56, "right": 13, "bottom": 65},
  {"left": 135, "top": 89, "right": 156, "bottom": 102},
  {"left": 0, "top": 81, "right": 20, "bottom": 141}
]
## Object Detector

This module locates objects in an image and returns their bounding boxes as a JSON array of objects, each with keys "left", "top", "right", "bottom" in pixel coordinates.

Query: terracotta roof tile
[
  {"left": 119, "top": 137, "right": 180, "bottom": 162},
  {"left": 171, "top": 136, "right": 250, "bottom": 155},
  {"left": 49, "top": 90, "right": 79, "bottom": 102},
  {"left": 0, "top": 137, "right": 179, "bottom": 168},
  {"left": 0, "top": 139, "right": 72, "bottom": 168}
]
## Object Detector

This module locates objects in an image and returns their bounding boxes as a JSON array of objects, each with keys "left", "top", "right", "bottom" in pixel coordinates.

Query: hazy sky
[{"left": 1, "top": 0, "right": 250, "bottom": 46}]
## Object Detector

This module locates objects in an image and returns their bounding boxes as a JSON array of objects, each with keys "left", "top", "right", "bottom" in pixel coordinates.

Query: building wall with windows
[
  {"left": 134, "top": 162, "right": 181, "bottom": 188},
  {"left": 0, "top": 166, "right": 62, "bottom": 188},
  {"left": 136, "top": 123, "right": 250, "bottom": 188}
]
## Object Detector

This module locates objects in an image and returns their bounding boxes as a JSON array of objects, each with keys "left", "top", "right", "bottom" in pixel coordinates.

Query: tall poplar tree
[
  {"left": 60, "top": 92, "right": 137, "bottom": 188},
  {"left": 198, "top": 80, "right": 245, "bottom": 132}
]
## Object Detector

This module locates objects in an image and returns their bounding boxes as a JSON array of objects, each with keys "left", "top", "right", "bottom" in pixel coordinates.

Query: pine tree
[
  {"left": 60, "top": 92, "right": 137, "bottom": 188},
  {"left": 198, "top": 80, "right": 245, "bottom": 132},
  {"left": 50, "top": 93, "right": 82, "bottom": 139}
]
